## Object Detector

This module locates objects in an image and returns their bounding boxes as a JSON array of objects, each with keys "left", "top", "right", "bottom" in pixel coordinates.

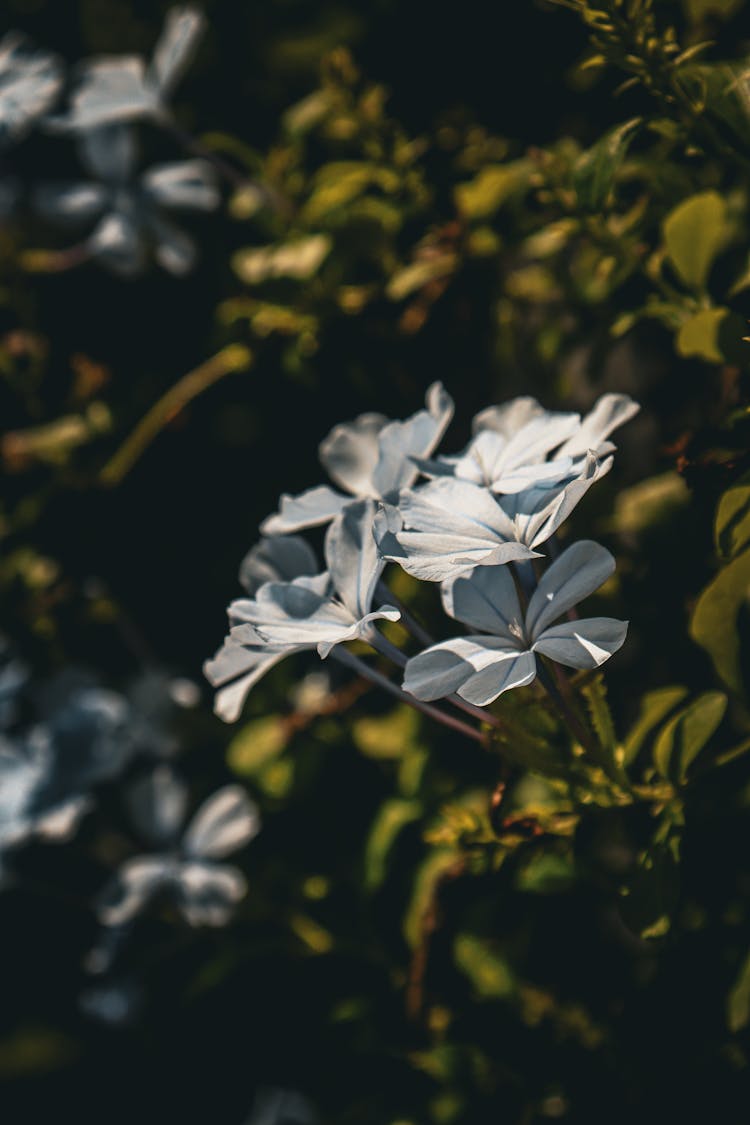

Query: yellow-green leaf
[
  {"left": 364, "top": 798, "right": 422, "bottom": 890},
  {"left": 728, "top": 948, "right": 750, "bottom": 1032},
  {"left": 676, "top": 307, "right": 729, "bottom": 363},
  {"left": 573, "top": 117, "right": 641, "bottom": 211},
  {"left": 715, "top": 484, "right": 750, "bottom": 561},
  {"left": 622, "top": 686, "right": 689, "bottom": 767},
  {"left": 652, "top": 691, "right": 727, "bottom": 782},
  {"left": 690, "top": 549, "right": 750, "bottom": 694},
  {"left": 454, "top": 161, "right": 530, "bottom": 220},
  {"left": 663, "top": 191, "right": 731, "bottom": 290},
  {"left": 453, "top": 934, "right": 516, "bottom": 999}
]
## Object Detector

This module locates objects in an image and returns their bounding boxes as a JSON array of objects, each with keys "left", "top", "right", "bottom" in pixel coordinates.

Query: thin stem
[
  {"left": 367, "top": 628, "right": 504, "bottom": 731},
  {"left": 376, "top": 581, "right": 435, "bottom": 647},
  {"left": 330, "top": 648, "right": 487, "bottom": 745},
  {"left": 99, "top": 344, "right": 252, "bottom": 486}
]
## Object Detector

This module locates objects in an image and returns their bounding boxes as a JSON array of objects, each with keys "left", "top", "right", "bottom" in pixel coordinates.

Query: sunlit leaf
[
  {"left": 515, "top": 850, "right": 575, "bottom": 894},
  {"left": 404, "top": 849, "right": 461, "bottom": 949},
  {"left": 454, "top": 161, "right": 530, "bottom": 220},
  {"left": 608, "top": 472, "right": 690, "bottom": 536},
  {"left": 728, "top": 948, "right": 750, "bottom": 1032},
  {"left": 663, "top": 191, "right": 731, "bottom": 290},
  {"left": 675, "top": 307, "right": 729, "bottom": 363},
  {"left": 227, "top": 715, "right": 288, "bottom": 776},
  {"left": 352, "top": 704, "right": 423, "bottom": 760}
]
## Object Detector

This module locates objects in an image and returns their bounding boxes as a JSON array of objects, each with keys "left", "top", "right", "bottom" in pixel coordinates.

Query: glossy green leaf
[
  {"left": 652, "top": 691, "right": 727, "bottom": 782},
  {"left": 663, "top": 191, "right": 730, "bottom": 290},
  {"left": 690, "top": 549, "right": 750, "bottom": 694},
  {"left": 573, "top": 117, "right": 641, "bottom": 211}
]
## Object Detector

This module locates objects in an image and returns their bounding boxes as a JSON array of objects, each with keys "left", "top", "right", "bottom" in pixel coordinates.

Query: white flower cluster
[{"left": 206, "top": 385, "right": 638, "bottom": 721}]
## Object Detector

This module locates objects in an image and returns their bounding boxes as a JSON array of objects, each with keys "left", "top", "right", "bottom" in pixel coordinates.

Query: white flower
[
  {"left": 403, "top": 541, "right": 627, "bottom": 705},
  {"left": 261, "top": 382, "right": 453, "bottom": 534},
  {"left": 47, "top": 6, "right": 205, "bottom": 132},
  {"left": 205, "top": 501, "right": 400, "bottom": 721},
  {"left": 414, "top": 393, "right": 638, "bottom": 495},
  {"left": 0, "top": 33, "right": 62, "bottom": 147},
  {"left": 98, "top": 768, "right": 260, "bottom": 928},
  {"left": 35, "top": 124, "right": 219, "bottom": 276},
  {"left": 376, "top": 451, "right": 608, "bottom": 584}
]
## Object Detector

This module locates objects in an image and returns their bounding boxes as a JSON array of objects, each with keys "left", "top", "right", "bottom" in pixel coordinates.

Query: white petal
[
  {"left": 403, "top": 635, "right": 526, "bottom": 702},
  {"left": 183, "top": 785, "right": 260, "bottom": 860},
  {"left": 34, "top": 181, "right": 108, "bottom": 224},
  {"left": 175, "top": 861, "right": 247, "bottom": 926},
  {"left": 532, "top": 617, "right": 628, "bottom": 669},
  {"left": 80, "top": 123, "right": 136, "bottom": 182},
  {"left": 149, "top": 5, "right": 206, "bottom": 98},
  {"left": 324, "top": 497, "right": 383, "bottom": 619},
  {"left": 203, "top": 635, "right": 291, "bottom": 722},
  {"left": 318, "top": 412, "right": 386, "bottom": 497},
  {"left": 142, "top": 159, "right": 220, "bottom": 211},
  {"left": 496, "top": 412, "right": 580, "bottom": 474},
  {"left": 261, "top": 485, "right": 349, "bottom": 534},
  {"left": 526, "top": 540, "right": 616, "bottom": 638},
  {"left": 371, "top": 381, "right": 454, "bottom": 497},
  {"left": 97, "top": 856, "right": 172, "bottom": 926},
  {"left": 51, "top": 57, "right": 156, "bottom": 131},
  {"left": 238, "top": 535, "right": 317, "bottom": 595},
  {"left": 472, "top": 397, "right": 545, "bottom": 437},
  {"left": 558, "top": 394, "right": 640, "bottom": 457},
  {"left": 441, "top": 565, "right": 524, "bottom": 641}
]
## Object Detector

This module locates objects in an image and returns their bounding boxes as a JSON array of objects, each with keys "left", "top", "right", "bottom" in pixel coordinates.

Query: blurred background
[{"left": 2, "top": 0, "right": 750, "bottom": 1122}]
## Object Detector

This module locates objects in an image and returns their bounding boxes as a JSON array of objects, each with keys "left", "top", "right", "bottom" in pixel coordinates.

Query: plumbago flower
[
  {"left": 0, "top": 688, "right": 135, "bottom": 868},
  {"left": 35, "top": 123, "right": 219, "bottom": 275},
  {"left": 97, "top": 767, "right": 260, "bottom": 927},
  {"left": 0, "top": 33, "right": 62, "bottom": 147},
  {"left": 47, "top": 6, "right": 205, "bottom": 132},
  {"left": 205, "top": 499, "right": 399, "bottom": 721},
  {"left": 261, "top": 383, "right": 453, "bottom": 534},
  {"left": 377, "top": 393, "right": 639, "bottom": 582},
  {"left": 403, "top": 542, "right": 628, "bottom": 704}
]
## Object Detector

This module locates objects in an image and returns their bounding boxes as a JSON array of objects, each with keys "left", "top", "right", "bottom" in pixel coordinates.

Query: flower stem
[
  {"left": 376, "top": 581, "right": 435, "bottom": 647},
  {"left": 330, "top": 648, "right": 487, "bottom": 745},
  {"left": 367, "top": 628, "right": 504, "bottom": 732}
]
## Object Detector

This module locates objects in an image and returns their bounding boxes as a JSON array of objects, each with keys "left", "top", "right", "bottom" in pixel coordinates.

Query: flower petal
[
  {"left": 128, "top": 766, "right": 187, "bottom": 847},
  {"left": 97, "top": 855, "right": 172, "bottom": 926},
  {"left": 318, "top": 412, "right": 387, "bottom": 497},
  {"left": 532, "top": 617, "right": 628, "bottom": 669},
  {"left": 472, "top": 396, "right": 545, "bottom": 437},
  {"left": 80, "top": 123, "right": 136, "bottom": 182},
  {"left": 324, "top": 497, "right": 384, "bottom": 620},
  {"left": 142, "top": 159, "right": 220, "bottom": 211},
  {"left": 183, "top": 784, "right": 260, "bottom": 860},
  {"left": 261, "top": 485, "right": 349, "bottom": 534},
  {"left": 558, "top": 393, "right": 640, "bottom": 457},
  {"left": 526, "top": 539, "right": 616, "bottom": 638},
  {"left": 149, "top": 5, "right": 206, "bottom": 98},
  {"left": 175, "top": 861, "right": 247, "bottom": 926},
  {"left": 441, "top": 564, "right": 524, "bottom": 641},
  {"left": 404, "top": 636, "right": 534, "bottom": 704},
  {"left": 371, "top": 381, "right": 454, "bottom": 497},
  {"left": 238, "top": 535, "right": 318, "bottom": 595}
]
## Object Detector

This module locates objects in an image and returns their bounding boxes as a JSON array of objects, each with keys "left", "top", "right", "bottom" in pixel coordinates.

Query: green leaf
[
  {"left": 573, "top": 117, "right": 641, "bottom": 211},
  {"left": 454, "top": 161, "right": 531, "bottom": 220},
  {"left": 581, "top": 675, "right": 618, "bottom": 760},
  {"left": 715, "top": 485, "right": 750, "bottom": 561},
  {"left": 515, "top": 850, "right": 575, "bottom": 894},
  {"left": 728, "top": 948, "right": 750, "bottom": 1032},
  {"left": 364, "top": 798, "right": 422, "bottom": 890},
  {"left": 352, "top": 705, "right": 423, "bottom": 760},
  {"left": 690, "top": 549, "right": 750, "bottom": 694},
  {"left": 620, "top": 832, "right": 681, "bottom": 939},
  {"left": 652, "top": 692, "right": 728, "bottom": 782},
  {"left": 675, "top": 307, "right": 729, "bottom": 363},
  {"left": 608, "top": 472, "right": 690, "bottom": 536},
  {"left": 232, "top": 234, "right": 331, "bottom": 284},
  {"left": 227, "top": 715, "right": 288, "bottom": 776},
  {"left": 622, "top": 686, "right": 689, "bottom": 767},
  {"left": 404, "top": 849, "right": 460, "bottom": 949},
  {"left": 453, "top": 934, "right": 516, "bottom": 999},
  {"left": 663, "top": 191, "right": 731, "bottom": 290}
]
